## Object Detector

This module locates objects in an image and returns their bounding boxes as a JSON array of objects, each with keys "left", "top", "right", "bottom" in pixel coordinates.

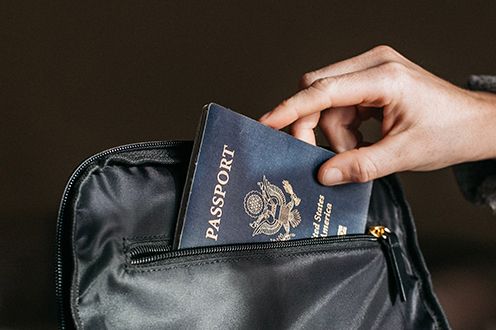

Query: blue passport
[{"left": 174, "top": 103, "right": 372, "bottom": 249}]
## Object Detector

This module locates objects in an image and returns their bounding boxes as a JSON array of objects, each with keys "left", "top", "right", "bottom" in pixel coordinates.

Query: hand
[{"left": 260, "top": 45, "right": 496, "bottom": 186}]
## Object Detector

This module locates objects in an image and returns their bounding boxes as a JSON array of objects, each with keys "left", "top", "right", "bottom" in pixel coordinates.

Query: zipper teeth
[
  {"left": 129, "top": 235, "right": 377, "bottom": 266},
  {"left": 54, "top": 140, "right": 189, "bottom": 329},
  {"left": 128, "top": 243, "right": 172, "bottom": 259}
]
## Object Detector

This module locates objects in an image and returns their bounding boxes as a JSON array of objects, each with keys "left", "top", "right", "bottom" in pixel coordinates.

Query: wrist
[{"left": 464, "top": 91, "right": 496, "bottom": 162}]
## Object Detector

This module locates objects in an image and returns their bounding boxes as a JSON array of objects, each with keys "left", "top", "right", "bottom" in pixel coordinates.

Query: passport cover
[{"left": 174, "top": 103, "right": 373, "bottom": 249}]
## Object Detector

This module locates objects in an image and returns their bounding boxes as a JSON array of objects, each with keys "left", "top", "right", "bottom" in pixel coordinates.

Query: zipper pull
[{"left": 369, "top": 226, "right": 408, "bottom": 302}]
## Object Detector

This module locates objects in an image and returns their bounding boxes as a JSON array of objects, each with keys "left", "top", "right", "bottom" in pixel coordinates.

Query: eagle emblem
[{"left": 243, "top": 176, "right": 302, "bottom": 241}]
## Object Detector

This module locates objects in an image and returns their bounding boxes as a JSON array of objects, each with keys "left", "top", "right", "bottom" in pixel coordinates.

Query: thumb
[{"left": 317, "top": 137, "right": 404, "bottom": 186}]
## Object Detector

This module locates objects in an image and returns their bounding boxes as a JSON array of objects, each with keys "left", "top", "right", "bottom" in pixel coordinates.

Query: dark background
[{"left": 2, "top": 1, "right": 496, "bottom": 329}]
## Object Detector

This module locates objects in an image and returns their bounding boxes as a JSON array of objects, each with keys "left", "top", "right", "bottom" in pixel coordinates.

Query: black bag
[{"left": 55, "top": 140, "right": 450, "bottom": 329}]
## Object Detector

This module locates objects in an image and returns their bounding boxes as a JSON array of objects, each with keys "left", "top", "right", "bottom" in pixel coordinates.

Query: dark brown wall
[{"left": 2, "top": 1, "right": 495, "bottom": 328}]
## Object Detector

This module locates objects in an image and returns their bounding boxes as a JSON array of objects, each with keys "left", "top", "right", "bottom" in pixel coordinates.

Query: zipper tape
[{"left": 127, "top": 234, "right": 377, "bottom": 265}]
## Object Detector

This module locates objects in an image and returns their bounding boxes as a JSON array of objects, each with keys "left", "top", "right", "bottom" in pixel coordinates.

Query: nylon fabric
[{"left": 59, "top": 143, "right": 449, "bottom": 329}]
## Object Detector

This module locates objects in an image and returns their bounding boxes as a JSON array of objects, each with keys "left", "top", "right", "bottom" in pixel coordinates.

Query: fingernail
[
  {"left": 259, "top": 112, "right": 271, "bottom": 123},
  {"left": 322, "top": 168, "right": 344, "bottom": 185}
]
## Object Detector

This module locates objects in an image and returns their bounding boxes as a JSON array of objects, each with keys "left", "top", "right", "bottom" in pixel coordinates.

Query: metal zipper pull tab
[{"left": 369, "top": 226, "right": 408, "bottom": 302}]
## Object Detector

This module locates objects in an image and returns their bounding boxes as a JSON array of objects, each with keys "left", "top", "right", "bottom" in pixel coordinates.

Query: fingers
[
  {"left": 289, "top": 45, "right": 405, "bottom": 147},
  {"left": 289, "top": 112, "right": 320, "bottom": 145},
  {"left": 260, "top": 63, "right": 400, "bottom": 130},
  {"left": 319, "top": 106, "right": 361, "bottom": 152},
  {"left": 317, "top": 135, "right": 407, "bottom": 185},
  {"left": 282, "top": 46, "right": 404, "bottom": 148},
  {"left": 300, "top": 45, "right": 412, "bottom": 88}
]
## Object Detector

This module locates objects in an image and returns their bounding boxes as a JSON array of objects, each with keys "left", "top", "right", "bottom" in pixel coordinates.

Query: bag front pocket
[
  {"left": 76, "top": 226, "right": 434, "bottom": 330},
  {"left": 125, "top": 225, "right": 409, "bottom": 303},
  {"left": 117, "top": 230, "right": 415, "bottom": 329}
]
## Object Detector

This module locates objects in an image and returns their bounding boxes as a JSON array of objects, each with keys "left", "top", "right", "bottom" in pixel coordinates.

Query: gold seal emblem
[{"left": 243, "top": 176, "right": 302, "bottom": 241}]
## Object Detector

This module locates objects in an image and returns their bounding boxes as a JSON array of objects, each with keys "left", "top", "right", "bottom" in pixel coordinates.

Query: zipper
[
  {"left": 54, "top": 140, "right": 190, "bottom": 329},
  {"left": 128, "top": 234, "right": 377, "bottom": 265},
  {"left": 369, "top": 225, "right": 408, "bottom": 302},
  {"left": 128, "top": 225, "right": 408, "bottom": 303},
  {"left": 127, "top": 241, "right": 172, "bottom": 264}
]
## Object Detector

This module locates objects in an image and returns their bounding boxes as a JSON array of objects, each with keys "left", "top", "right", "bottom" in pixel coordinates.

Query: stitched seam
[
  {"left": 126, "top": 234, "right": 169, "bottom": 241},
  {"left": 125, "top": 247, "right": 377, "bottom": 273},
  {"left": 106, "top": 157, "right": 184, "bottom": 166},
  {"left": 72, "top": 192, "right": 84, "bottom": 329},
  {"left": 123, "top": 237, "right": 131, "bottom": 266}
]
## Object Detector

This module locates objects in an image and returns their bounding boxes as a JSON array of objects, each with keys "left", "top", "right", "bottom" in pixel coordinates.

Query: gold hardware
[{"left": 368, "top": 225, "right": 391, "bottom": 239}]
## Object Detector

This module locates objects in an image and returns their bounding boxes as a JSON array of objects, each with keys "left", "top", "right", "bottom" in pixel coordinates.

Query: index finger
[{"left": 260, "top": 65, "right": 397, "bottom": 129}]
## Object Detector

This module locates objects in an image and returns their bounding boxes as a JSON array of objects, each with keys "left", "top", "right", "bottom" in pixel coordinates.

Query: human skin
[{"left": 259, "top": 45, "right": 496, "bottom": 186}]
